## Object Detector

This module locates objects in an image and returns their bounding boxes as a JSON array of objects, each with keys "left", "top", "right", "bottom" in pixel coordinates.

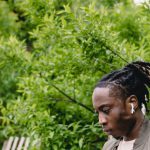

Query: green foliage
[
  {"left": 0, "top": 36, "right": 31, "bottom": 102},
  {"left": 0, "top": 1, "right": 20, "bottom": 37},
  {"left": 0, "top": 0, "right": 150, "bottom": 149}
]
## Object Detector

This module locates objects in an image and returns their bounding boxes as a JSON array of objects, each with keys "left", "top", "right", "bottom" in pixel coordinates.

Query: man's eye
[{"left": 102, "top": 107, "right": 111, "bottom": 114}]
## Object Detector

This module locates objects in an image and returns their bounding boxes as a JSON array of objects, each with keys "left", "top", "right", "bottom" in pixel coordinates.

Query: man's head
[
  {"left": 92, "top": 87, "right": 139, "bottom": 138},
  {"left": 92, "top": 61, "right": 150, "bottom": 138}
]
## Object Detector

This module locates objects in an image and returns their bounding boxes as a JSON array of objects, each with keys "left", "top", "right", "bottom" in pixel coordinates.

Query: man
[{"left": 92, "top": 61, "right": 150, "bottom": 150}]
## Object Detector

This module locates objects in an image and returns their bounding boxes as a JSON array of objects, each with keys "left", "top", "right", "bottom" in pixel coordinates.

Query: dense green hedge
[{"left": 0, "top": 0, "right": 150, "bottom": 149}]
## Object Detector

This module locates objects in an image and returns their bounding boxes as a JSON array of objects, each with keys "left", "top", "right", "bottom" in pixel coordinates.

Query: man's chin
[
  {"left": 110, "top": 133, "right": 122, "bottom": 139},
  {"left": 112, "top": 135, "right": 122, "bottom": 139},
  {"left": 106, "top": 131, "right": 122, "bottom": 139}
]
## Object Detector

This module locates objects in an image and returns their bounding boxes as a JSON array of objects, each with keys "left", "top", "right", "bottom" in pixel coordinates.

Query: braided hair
[{"left": 95, "top": 61, "right": 150, "bottom": 113}]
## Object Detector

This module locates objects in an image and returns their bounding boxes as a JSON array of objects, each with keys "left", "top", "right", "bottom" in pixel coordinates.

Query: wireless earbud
[{"left": 131, "top": 103, "right": 135, "bottom": 114}]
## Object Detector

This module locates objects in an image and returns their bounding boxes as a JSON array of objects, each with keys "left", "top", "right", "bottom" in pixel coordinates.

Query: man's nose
[{"left": 99, "top": 113, "right": 107, "bottom": 125}]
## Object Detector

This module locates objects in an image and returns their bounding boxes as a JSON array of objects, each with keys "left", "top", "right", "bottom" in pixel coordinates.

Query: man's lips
[
  {"left": 101, "top": 125, "right": 112, "bottom": 135},
  {"left": 103, "top": 128, "right": 112, "bottom": 134}
]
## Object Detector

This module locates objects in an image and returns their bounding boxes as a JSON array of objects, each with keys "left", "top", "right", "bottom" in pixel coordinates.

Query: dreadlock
[{"left": 96, "top": 61, "right": 150, "bottom": 113}]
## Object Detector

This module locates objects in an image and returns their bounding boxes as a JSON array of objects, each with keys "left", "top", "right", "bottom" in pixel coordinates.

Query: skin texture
[{"left": 92, "top": 87, "right": 144, "bottom": 141}]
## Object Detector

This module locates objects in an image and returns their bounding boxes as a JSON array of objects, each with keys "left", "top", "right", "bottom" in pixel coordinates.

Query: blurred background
[{"left": 0, "top": 0, "right": 150, "bottom": 149}]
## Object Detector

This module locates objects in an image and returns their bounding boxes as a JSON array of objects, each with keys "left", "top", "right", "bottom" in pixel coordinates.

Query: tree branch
[{"left": 50, "top": 83, "right": 94, "bottom": 113}]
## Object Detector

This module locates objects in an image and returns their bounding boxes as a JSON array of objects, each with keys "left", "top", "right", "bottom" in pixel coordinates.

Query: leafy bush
[{"left": 0, "top": 0, "right": 150, "bottom": 149}]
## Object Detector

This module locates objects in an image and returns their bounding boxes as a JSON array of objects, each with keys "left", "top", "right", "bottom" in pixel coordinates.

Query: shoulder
[{"left": 102, "top": 137, "right": 119, "bottom": 150}]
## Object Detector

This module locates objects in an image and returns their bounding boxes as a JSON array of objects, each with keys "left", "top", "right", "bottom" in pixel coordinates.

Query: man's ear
[{"left": 125, "top": 95, "right": 139, "bottom": 111}]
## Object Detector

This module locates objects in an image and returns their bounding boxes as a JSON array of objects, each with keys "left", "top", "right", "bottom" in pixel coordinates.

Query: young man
[{"left": 92, "top": 61, "right": 150, "bottom": 150}]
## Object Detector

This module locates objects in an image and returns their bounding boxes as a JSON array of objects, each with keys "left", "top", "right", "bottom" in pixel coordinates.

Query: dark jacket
[{"left": 102, "top": 118, "right": 150, "bottom": 150}]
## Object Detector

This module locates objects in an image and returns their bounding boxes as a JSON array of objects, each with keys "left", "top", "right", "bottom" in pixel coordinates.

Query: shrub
[{"left": 0, "top": 0, "right": 150, "bottom": 149}]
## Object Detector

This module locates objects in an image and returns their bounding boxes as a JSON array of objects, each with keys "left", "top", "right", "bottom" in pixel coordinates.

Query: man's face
[{"left": 92, "top": 87, "right": 133, "bottom": 138}]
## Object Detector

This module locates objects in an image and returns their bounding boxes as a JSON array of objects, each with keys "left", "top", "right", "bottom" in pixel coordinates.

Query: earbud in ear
[{"left": 131, "top": 103, "right": 135, "bottom": 114}]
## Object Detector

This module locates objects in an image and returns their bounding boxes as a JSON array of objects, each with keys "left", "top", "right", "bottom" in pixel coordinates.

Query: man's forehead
[
  {"left": 92, "top": 87, "right": 122, "bottom": 107},
  {"left": 93, "top": 88, "right": 112, "bottom": 105},
  {"left": 93, "top": 87, "right": 110, "bottom": 98}
]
